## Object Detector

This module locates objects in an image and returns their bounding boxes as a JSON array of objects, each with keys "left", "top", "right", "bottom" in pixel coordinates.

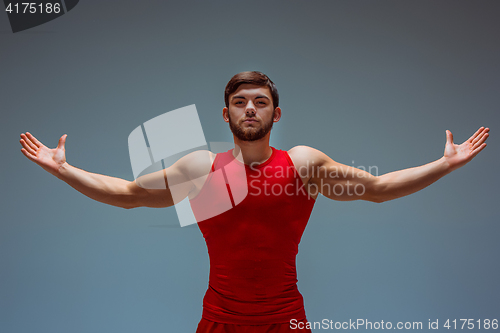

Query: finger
[
  {"left": 21, "top": 148, "right": 36, "bottom": 161},
  {"left": 25, "top": 132, "right": 42, "bottom": 148},
  {"left": 20, "top": 134, "right": 38, "bottom": 151},
  {"left": 471, "top": 128, "right": 486, "bottom": 145},
  {"left": 20, "top": 138, "right": 37, "bottom": 155},
  {"left": 446, "top": 130, "right": 454, "bottom": 144},
  {"left": 470, "top": 143, "right": 487, "bottom": 158},
  {"left": 473, "top": 127, "right": 490, "bottom": 145},
  {"left": 468, "top": 127, "right": 484, "bottom": 143},
  {"left": 472, "top": 132, "right": 489, "bottom": 149},
  {"left": 472, "top": 130, "right": 486, "bottom": 145},
  {"left": 57, "top": 134, "right": 67, "bottom": 149}
]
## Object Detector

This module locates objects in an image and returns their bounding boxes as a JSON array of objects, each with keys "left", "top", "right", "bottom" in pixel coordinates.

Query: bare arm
[
  {"left": 371, "top": 127, "right": 489, "bottom": 202},
  {"left": 290, "top": 127, "right": 489, "bottom": 202},
  {"left": 20, "top": 132, "right": 196, "bottom": 209},
  {"left": 56, "top": 163, "right": 176, "bottom": 209}
]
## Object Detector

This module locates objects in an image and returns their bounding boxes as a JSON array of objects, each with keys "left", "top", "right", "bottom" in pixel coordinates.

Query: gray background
[{"left": 1, "top": 1, "right": 498, "bottom": 332}]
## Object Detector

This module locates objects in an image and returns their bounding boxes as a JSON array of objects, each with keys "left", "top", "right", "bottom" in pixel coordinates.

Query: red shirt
[{"left": 190, "top": 147, "right": 315, "bottom": 325}]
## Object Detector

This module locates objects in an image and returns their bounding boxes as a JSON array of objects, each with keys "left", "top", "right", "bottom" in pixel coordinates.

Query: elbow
[
  {"left": 371, "top": 196, "right": 387, "bottom": 203},
  {"left": 365, "top": 188, "right": 387, "bottom": 203},
  {"left": 120, "top": 197, "right": 142, "bottom": 209},
  {"left": 366, "top": 178, "right": 389, "bottom": 203},
  {"left": 122, "top": 200, "right": 144, "bottom": 209},
  {"left": 119, "top": 202, "right": 135, "bottom": 209},
  {"left": 363, "top": 192, "right": 385, "bottom": 203}
]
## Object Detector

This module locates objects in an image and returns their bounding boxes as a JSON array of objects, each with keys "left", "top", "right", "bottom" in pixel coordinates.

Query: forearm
[
  {"left": 373, "top": 157, "right": 451, "bottom": 202},
  {"left": 57, "top": 162, "right": 138, "bottom": 208}
]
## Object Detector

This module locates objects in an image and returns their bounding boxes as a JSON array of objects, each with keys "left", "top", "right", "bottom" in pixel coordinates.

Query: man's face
[{"left": 224, "top": 84, "right": 281, "bottom": 142}]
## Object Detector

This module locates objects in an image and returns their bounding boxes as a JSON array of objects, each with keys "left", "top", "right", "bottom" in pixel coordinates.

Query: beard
[{"left": 228, "top": 110, "right": 275, "bottom": 142}]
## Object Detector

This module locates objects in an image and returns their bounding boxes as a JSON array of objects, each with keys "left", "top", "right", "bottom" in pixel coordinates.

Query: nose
[{"left": 245, "top": 101, "right": 256, "bottom": 116}]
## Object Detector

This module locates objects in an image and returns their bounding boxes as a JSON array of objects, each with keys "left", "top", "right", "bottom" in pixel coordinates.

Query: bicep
[
  {"left": 130, "top": 150, "right": 214, "bottom": 208},
  {"left": 131, "top": 164, "right": 195, "bottom": 208},
  {"left": 310, "top": 155, "right": 380, "bottom": 202}
]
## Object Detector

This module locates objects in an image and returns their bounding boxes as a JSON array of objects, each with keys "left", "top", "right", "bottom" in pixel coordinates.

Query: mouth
[{"left": 243, "top": 118, "right": 258, "bottom": 123}]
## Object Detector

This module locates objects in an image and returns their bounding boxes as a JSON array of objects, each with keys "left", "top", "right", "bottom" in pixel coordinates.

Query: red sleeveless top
[{"left": 190, "top": 147, "right": 315, "bottom": 325}]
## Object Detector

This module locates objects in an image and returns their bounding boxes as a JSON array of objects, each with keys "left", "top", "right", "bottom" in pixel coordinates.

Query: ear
[
  {"left": 222, "top": 107, "right": 230, "bottom": 123},
  {"left": 273, "top": 107, "right": 282, "bottom": 123}
]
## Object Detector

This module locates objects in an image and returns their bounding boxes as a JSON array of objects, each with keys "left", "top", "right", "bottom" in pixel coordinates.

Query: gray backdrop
[{"left": 1, "top": 1, "right": 498, "bottom": 332}]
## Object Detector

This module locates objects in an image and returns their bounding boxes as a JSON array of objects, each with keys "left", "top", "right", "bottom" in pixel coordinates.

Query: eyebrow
[{"left": 231, "top": 95, "right": 270, "bottom": 101}]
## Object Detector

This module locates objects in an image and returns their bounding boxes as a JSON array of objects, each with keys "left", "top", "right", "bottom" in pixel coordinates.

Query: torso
[
  {"left": 187, "top": 146, "right": 318, "bottom": 200},
  {"left": 188, "top": 147, "right": 316, "bottom": 325}
]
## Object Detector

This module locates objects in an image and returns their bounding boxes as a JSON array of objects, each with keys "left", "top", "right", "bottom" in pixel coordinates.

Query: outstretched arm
[
  {"left": 368, "top": 127, "right": 489, "bottom": 202},
  {"left": 291, "top": 127, "right": 489, "bottom": 202},
  {"left": 19, "top": 132, "right": 195, "bottom": 209}
]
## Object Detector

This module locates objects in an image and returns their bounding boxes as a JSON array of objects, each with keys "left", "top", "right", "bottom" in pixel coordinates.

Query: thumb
[
  {"left": 446, "top": 130, "right": 453, "bottom": 145},
  {"left": 57, "top": 134, "right": 67, "bottom": 149}
]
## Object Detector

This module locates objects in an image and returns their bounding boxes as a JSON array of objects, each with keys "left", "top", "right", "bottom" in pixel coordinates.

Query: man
[{"left": 20, "top": 71, "right": 489, "bottom": 332}]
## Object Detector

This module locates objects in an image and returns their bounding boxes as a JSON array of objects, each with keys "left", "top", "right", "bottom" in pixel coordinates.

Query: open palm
[
  {"left": 444, "top": 127, "right": 489, "bottom": 170},
  {"left": 20, "top": 132, "right": 67, "bottom": 176}
]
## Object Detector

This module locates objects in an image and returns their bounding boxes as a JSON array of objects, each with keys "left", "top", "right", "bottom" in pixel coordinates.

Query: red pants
[{"left": 196, "top": 318, "right": 312, "bottom": 333}]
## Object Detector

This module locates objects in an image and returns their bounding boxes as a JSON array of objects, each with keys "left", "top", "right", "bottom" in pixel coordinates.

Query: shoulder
[
  {"left": 287, "top": 145, "right": 329, "bottom": 167},
  {"left": 175, "top": 149, "right": 216, "bottom": 178}
]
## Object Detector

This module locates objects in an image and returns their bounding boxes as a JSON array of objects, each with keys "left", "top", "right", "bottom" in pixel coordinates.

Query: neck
[{"left": 232, "top": 134, "right": 273, "bottom": 165}]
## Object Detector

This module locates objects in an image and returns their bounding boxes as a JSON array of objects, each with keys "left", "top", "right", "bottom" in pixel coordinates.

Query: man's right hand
[{"left": 20, "top": 132, "right": 67, "bottom": 177}]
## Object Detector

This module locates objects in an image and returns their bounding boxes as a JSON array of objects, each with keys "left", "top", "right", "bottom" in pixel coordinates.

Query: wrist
[
  {"left": 56, "top": 162, "right": 71, "bottom": 179},
  {"left": 439, "top": 156, "right": 454, "bottom": 173}
]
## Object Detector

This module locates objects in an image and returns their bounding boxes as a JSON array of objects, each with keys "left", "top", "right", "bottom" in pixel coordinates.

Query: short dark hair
[{"left": 224, "top": 71, "right": 279, "bottom": 108}]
